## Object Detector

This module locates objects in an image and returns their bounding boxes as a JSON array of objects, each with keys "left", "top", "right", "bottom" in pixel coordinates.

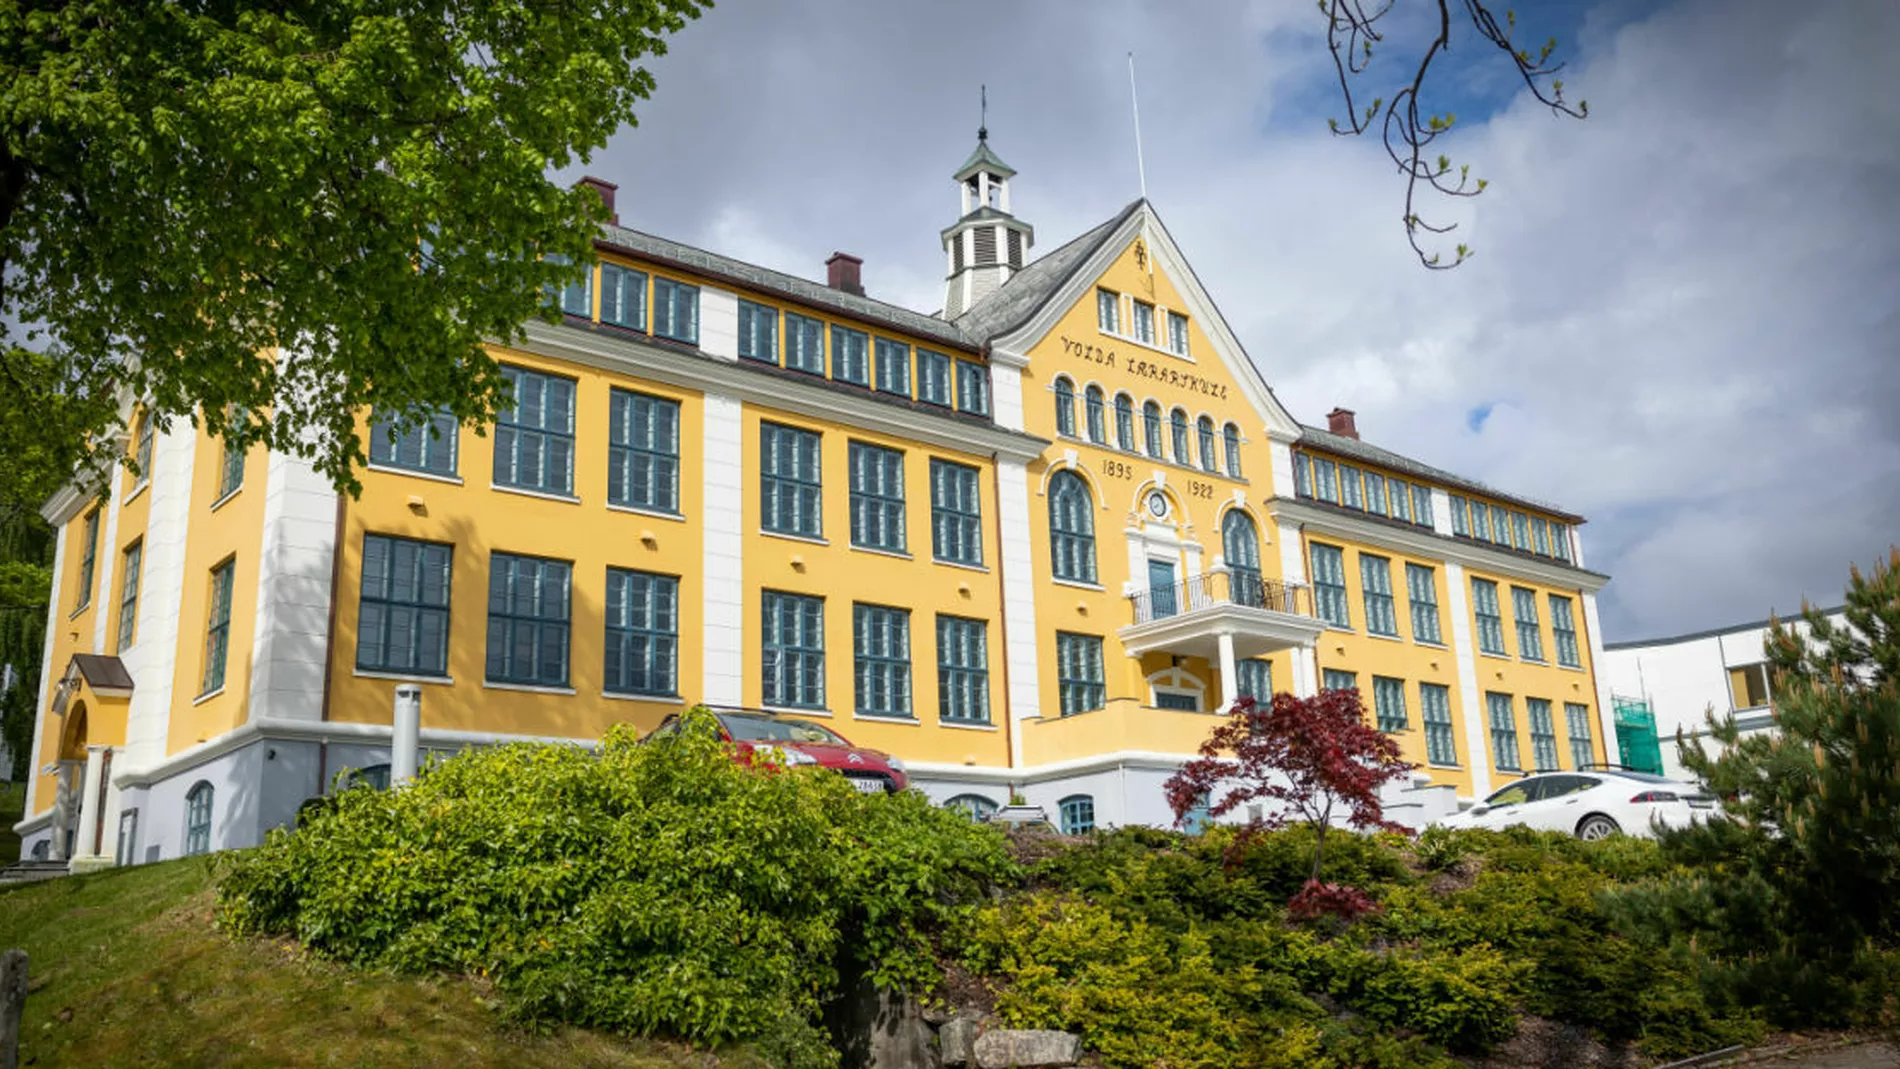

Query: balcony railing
[{"left": 1128, "top": 569, "right": 1312, "bottom": 625}]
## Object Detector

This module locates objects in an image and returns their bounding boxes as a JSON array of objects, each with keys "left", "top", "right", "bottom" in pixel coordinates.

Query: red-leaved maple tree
[{"left": 1165, "top": 687, "right": 1415, "bottom": 891}]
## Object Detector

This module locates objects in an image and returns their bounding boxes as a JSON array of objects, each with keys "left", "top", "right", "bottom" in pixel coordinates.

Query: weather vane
[{"left": 979, "top": 84, "right": 988, "bottom": 142}]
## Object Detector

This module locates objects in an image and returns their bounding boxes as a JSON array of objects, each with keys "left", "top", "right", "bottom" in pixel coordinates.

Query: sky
[{"left": 565, "top": 0, "right": 1900, "bottom": 644}]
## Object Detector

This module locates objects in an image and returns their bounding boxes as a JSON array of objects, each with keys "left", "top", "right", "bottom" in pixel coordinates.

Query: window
[
  {"left": 117, "top": 541, "right": 143, "bottom": 652},
  {"left": 1170, "top": 408, "right": 1190, "bottom": 465},
  {"left": 201, "top": 558, "right": 235, "bottom": 694},
  {"left": 1310, "top": 543, "right": 1350, "bottom": 628},
  {"left": 1412, "top": 484, "right": 1434, "bottom": 528},
  {"left": 853, "top": 603, "right": 911, "bottom": 718},
  {"left": 1533, "top": 516, "right": 1552, "bottom": 557},
  {"left": 738, "top": 299, "right": 777, "bottom": 363},
  {"left": 132, "top": 410, "right": 155, "bottom": 489},
  {"left": 1390, "top": 479, "right": 1411, "bottom": 522},
  {"left": 1294, "top": 454, "right": 1312, "bottom": 496},
  {"left": 1322, "top": 668, "right": 1358, "bottom": 692},
  {"left": 1421, "top": 683, "right": 1457, "bottom": 765},
  {"left": 605, "top": 569, "right": 678, "bottom": 697},
  {"left": 1222, "top": 424, "right": 1242, "bottom": 478},
  {"left": 1450, "top": 494, "right": 1470, "bottom": 536},
  {"left": 1550, "top": 596, "right": 1581, "bottom": 667},
  {"left": 601, "top": 263, "right": 647, "bottom": 330},
  {"left": 1155, "top": 691, "right": 1200, "bottom": 711},
  {"left": 1142, "top": 402, "right": 1163, "bottom": 458},
  {"left": 1197, "top": 416, "right": 1217, "bottom": 472},
  {"left": 370, "top": 407, "right": 458, "bottom": 477},
  {"left": 1222, "top": 510, "right": 1262, "bottom": 604},
  {"left": 763, "top": 592, "right": 825, "bottom": 708},
  {"left": 1512, "top": 511, "right": 1532, "bottom": 551},
  {"left": 494, "top": 366, "right": 575, "bottom": 496},
  {"left": 1365, "top": 472, "right": 1387, "bottom": 515},
  {"left": 1084, "top": 386, "right": 1106, "bottom": 444},
  {"left": 930, "top": 460, "right": 983, "bottom": 566},
  {"left": 875, "top": 338, "right": 910, "bottom": 395},
  {"left": 184, "top": 782, "right": 213, "bottom": 856},
  {"left": 75, "top": 509, "right": 99, "bottom": 610},
  {"left": 761, "top": 423, "right": 823, "bottom": 538},
  {"left": 937, "top": 615, "right": 990, "bottom": 723},
  {"left": 1373, "top": 676, "right": 1408, "bottom": 732},
  {"left": 1472, "top": 578, "right": 1506, "bottom": 655},
  {"left": 1048, "top": 472, "right": 1096, "bottom": 583},
  {"left": 831, "top": 325, "right": 870, "bottom": 386},
  {"left": 848, "top": 441, "right": 906, "bottom": 552},
  {"left": 548, "top": 255, "right": 589, "bottom": 317},
  {"left": 1512, "top": 586, "right": 1544, "bottom": 661},
  {"left": 1361, "top": 555, "right": 1398, "bottom": 637},
  {"left": 1114, "top": 394, "right": 1136, "bottom": 450},
  {"left": 485, "top": 553, "right": 571, "bottom": 686},
  {"left": 608, "top": 389, "right": 680, "bottom": 514},
  {"left": 1313, "top": 458, "right": 1338, "bottom": 503},
  {"left": 784, "top": 312, "right": 825, "bottom": 374},
  {"left": 1550, "top": 524, "right": 1572, "bottom": 563},
  {"left": 1236, "top": 659, "right": 1273, "bottom": 701},
  {"left": 1405, "top": 563, "right": 1442, "bottom": 644},
  {"left": 356, "top": 534, "right": 452, "bottom": 676},
  {"left": 1097, "top": 289, "right": 1120, "bottom": 334},
  {"left": 917, "top": 349, "right": 952, "bottom": 406},
  {"left": 1167, "top": 310, "right": 1189, "bottom": 355},
  {"left": 652, "top": 277, "right": 698, "bottom": 344},
  {"left": 1490, "top": 505, "right": 1511, "bottom": 546},
  {"left": 1340, "top": 465, "right": 1364, "bottom": 509},
  {"left": 217, "top": 411, "right": 246, "bottom": 500},
  {"left": 1730, "top": 663, "right": 1772, "bottom": 709},
  {"left": 1488, "top": 692, "right": 1521, "bottom": 771},
  {"left": 115, "top": 807, "right": 139, "bottom": 867},
  {"left": 1059, "top": 795, "right": 1096, "bottom": 835},
  {"left": 1565, "top": 702, "right": 1595, "bottom": 768},
  {"left": 1528, "top": 698, "right": 1560, "bottom": 771},
  {"left": 1056, "top": 632, "right": 1106, "bottom": 716},
  {"left": 945, "top": 794, "right": 999, "bottom": 822},
  {"left": 1053, "top": 377, "right": 1076, "bottom": 436},
  {"left": 955, "top": 360, "right": 990, "bottom": 416},
  {"left": 1132, "top": 300, "right": 1155, "bottom": 344}
]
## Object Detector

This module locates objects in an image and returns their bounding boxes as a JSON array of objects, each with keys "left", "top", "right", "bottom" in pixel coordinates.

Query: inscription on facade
[{"left": 1058, "top": 335, "right": 1230, "bottom": 401}]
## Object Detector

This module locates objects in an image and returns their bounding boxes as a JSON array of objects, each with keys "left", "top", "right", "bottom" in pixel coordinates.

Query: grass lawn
[
  {"left": 0, "top": 858, "right": 760, "bottom": 1069},
  {"left": 1, "top": 780, "right": 23, "bottom": 864}
]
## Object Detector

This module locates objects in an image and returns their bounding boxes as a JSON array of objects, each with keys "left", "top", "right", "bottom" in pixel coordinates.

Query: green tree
[
  {"left": 2, "top": 0, "right": 705, "bottom": 499},
  {"left": 1611, "top": 549, "right": 1900, "bottom": 1024}
]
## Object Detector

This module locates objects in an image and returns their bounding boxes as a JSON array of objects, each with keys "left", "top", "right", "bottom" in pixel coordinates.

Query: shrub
[
  {"left": 218, "top": 710, "right": 1015, "bottom": 1065},
  {"left": 1319, "top": 942, "right": 1525, "bottom": 1054}
]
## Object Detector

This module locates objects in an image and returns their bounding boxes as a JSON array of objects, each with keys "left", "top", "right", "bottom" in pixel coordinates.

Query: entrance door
[
  {"left": 1222, "top": 511, "right": 1263, "bottom": 608},
  {"left": 1147, "top": 559, "right": 1178, "bottom": 618}
]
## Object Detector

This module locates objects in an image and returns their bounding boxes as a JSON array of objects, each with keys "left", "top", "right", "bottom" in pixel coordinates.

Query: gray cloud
[{"left": 573, "top": 0, "right": 1900, "bottom": 641}]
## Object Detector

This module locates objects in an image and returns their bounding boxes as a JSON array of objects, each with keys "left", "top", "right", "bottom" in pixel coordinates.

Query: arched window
[
  {"left": 1058, "top": 794, "right": 1097, "bottom": 835},
  {"left": 345, "top": 764, "right": 392, "bottom": 792},
  {"left": 1223, "top": 423, "right": 1243, "bottom": 479},
  {"left": 1084, "top": 386, "right": 1106, "bottom": 444},
  {"left": 944, "top": 794, "right": 999, "bottom": 822},
  {"left": 184, "top": 781, "right": 214, "bottom": 856},
  {"left": 1113, "top": 394, "right": 1135, "bottom": 451},
  {"left": 1170, "top": 408, "right": 1190, "bottom": 465},
  {"left": 1197, "top": 416, "right": 1217, "bottom": 472},
  {"left": 1048, "top": 472, "right": 1097, "bottom": 584},
  {"left": 1053, "top": 377, "right": 1075, "bottom": 437},
  {"left": 1223, "top": 510, "right": 1263, "bottom": 607},
  {"left": 1142, "top": 402, "right": 1164, "bottom": 458}
]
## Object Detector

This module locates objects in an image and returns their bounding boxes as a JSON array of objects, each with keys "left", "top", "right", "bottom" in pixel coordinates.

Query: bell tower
[{"left": 942, "top": 92, "right": 1034, "bottom": 318}]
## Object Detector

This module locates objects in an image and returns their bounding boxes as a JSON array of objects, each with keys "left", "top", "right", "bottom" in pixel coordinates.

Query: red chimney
[
  {"left": 578, "top": 175, "right": 619, "bottom": 225},
  {"left": 827, "top": 252, "right": 864, "bottom": 297},
  {"left": 1327, "top": 407, "right": 1359, "bottom": 439}
]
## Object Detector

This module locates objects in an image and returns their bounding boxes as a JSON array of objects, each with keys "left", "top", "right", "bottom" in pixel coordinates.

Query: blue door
[{"left": 1148, "top": 558, "right": 1177, "bottom": 618}]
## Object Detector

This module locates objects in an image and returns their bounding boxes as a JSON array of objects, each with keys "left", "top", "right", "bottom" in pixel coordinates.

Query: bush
[{"left": 218, "top": 710, "right": 1016, "bottom": 1065}]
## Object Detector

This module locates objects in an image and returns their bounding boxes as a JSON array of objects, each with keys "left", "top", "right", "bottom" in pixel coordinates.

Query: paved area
[{"left": 1731, "top": 1041, "right": 1900, "bottom": 1069}]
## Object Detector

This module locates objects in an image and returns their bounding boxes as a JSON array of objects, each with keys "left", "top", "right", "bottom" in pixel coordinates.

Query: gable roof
[
  {"left": 1297, "top": 424, "right": 1583, "bottom": 522},
  {"left": 953, "top": 200, "right": 1142, "bottom": 343},
  {"left": 953, "top": 139, "right": 1017, "bottom": 181}
]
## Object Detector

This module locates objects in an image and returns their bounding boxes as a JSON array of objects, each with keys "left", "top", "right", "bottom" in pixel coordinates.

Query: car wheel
[{"left": 1575, "top": 814, "right": 1621, "bottom": 841}]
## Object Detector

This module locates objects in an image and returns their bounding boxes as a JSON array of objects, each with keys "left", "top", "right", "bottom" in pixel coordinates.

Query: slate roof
[
  {"left": 596, "top": 223, "right": 976, "bottom": 351},
  {"left": 1296, "top": 425, "right": 1583, "bottom": 521},
  {"left": 953, "top": 199, "right": 1143, "bottom": 344},
  {"left": 954, "top": 139, "right": 1017, "bottom": 180},
  {"left": 69, "top": 653, "right": 134, "bottom": 692}
]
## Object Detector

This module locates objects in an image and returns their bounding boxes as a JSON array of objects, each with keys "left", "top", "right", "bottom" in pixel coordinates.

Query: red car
[{"left": 648, "top": 710, "right": 910, "bottom": 794}]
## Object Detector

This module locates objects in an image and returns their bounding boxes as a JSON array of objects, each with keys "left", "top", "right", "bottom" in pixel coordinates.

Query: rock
[
  {"left": 973, "top": 1029, "right": 1084, "bottom": 1069},
  {"left": 867, "top": 986, "right": 938, "bottom": 1069},
  {"left": 940, "top": 1016, "right": 980, "bottom": 1068},
  {"left": 920, "top": 999, "right": 956, "bottom": 1026}
]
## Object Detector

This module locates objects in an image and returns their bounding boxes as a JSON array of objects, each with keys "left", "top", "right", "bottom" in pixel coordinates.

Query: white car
[{"left": 1439, "top": 769, "right": 1719, "bottom": 840}]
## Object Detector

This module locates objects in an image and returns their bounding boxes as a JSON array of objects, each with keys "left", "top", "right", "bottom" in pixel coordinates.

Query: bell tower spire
[{"left": 941, "top": 89, "right": 1033, "bottom": 319}]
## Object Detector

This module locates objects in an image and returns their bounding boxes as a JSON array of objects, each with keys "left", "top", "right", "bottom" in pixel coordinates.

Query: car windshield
[
  {"left": 720, "top": 714, "right": 847, "bottom": 746},
  {"left": 1484, "top": 782, "right": 1536, "bottom": 807}
]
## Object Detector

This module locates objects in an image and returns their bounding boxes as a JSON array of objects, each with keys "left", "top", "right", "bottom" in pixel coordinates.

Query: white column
[
  {"left": 48, "top": 762, "right": 77, "bottom": 861},
  {"left": 247, "top": 452, "right": 339, "bottom": 722},
  {"left": 1444, "top": 562, "right": 1492, "bottom": 798},
  {"left": 988, "top": 358, "right": 1027, "bottom": 433},
  {"left": 23, "top": 523, "right": 67, "bottom": 819},
  {"left": 995, "top": 459, "right": 1041, "bottom": 766},
  {"left": 93, "top": 462, "right": 125, "bottom": 655},
  {"left": 701, "top": 393, "right": 745, "bottom": 707},
  {"left": 1428, "top": 487, "right": 1456, "bottom": 537},
  {"left": 122, "top": 421, "right": 198, "bottom": 770},
  {"left": 699, "top": 286, "right": 739, "bottom": 362},
  {"left": 1216, "top": 632, "right": 1238, "bottom": 715},
  {"left": 71, "top": 745, "right": 109, "bottom": 865}
]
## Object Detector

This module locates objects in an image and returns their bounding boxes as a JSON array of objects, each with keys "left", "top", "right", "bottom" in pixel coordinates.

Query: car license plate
[{"left": 849, "top": 777, "right": 885, "bottom": 794}]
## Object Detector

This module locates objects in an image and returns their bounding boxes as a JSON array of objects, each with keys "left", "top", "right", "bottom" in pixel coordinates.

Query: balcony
[{"left": 1119, "top": 568, "right": 1325, "bottom": 665}]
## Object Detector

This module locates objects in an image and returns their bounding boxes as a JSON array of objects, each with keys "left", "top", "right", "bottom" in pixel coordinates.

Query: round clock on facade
[{"left": 1146, "top": 491, "right": 1169, "bottom": 519}]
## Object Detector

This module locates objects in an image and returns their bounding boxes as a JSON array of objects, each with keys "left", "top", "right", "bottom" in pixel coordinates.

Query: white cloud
[{"left": 577, "top": 0, "right": 1900, "bottom": 639}]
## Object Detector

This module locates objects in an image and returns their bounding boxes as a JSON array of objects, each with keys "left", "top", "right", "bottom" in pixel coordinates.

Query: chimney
[
  {"left": 1326, "top": 407, "right": 1359, "bottom": 439},
  {"left": 827, "top": 252, "right": 864, "bottom": 297},
  {"left": 577, "top": 175, "right": 619, "bottom": 225}
]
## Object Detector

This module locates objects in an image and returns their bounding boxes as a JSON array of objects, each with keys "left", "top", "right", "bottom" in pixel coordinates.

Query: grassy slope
[{"left": 0, "top": 858, "right": 756, "bottom": 1069}]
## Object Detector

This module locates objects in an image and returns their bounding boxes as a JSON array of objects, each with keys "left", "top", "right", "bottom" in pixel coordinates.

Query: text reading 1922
[{"left": 1058, "top": 336, "right": 1230, "bottom": 401}]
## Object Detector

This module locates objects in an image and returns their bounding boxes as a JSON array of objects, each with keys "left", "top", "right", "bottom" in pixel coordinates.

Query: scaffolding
[{"left": 1611, "top": 695, "right": 1664, "bottom": 775}]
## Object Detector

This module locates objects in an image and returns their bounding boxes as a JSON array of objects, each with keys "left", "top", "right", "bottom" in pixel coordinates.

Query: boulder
[
  {"left": 939, "top": 1016, "right": 981, "bottom": 1068},
  {"left": 972, "top": 1029, "right": 1083, "bottom": 1069}
]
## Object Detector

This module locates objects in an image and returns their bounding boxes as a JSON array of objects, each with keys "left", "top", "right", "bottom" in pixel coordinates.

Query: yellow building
[{"left": 16, "top": 136, "right": 1614, "bottom": 865}]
